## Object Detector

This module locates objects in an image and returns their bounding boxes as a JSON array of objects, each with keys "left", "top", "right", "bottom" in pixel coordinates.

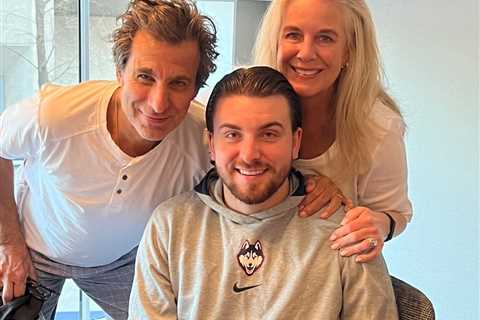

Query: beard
[{"left": 219, "top": 161, "right": 291, "bottom": 205}]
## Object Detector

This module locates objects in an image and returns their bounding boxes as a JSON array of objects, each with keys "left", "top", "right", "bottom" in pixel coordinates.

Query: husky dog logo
[{"left": 237, "top": 240, "right": 264, "bottom": 276}]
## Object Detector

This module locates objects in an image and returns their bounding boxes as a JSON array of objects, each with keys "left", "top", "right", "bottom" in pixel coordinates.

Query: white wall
[
  {"left": 367, "top": 1, "right": 479, "bottom": 319},
  {"left": 233, "top": 0, "right": 269, "bottom": 66},
  {"left": 197, "top": 1, "right": 235, "bottom": 99}
]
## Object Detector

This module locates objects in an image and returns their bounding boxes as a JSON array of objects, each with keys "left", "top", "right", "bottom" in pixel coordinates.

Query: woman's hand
[
  {"left": 329, "top": 207, "right": 390, "bottom": 263},
  {"left": 298, "top": 174, "right": 353, "bottom": 218}
]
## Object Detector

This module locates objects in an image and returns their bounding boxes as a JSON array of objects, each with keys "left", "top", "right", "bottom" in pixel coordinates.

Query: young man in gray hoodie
[{"left": 129, "top": 66, "right": 398, "bottom": 319}]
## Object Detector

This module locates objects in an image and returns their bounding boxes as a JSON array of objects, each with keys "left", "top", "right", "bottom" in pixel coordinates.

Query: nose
[
  {"left": 239, "top": 136, "right": 261, "bottom": 163},
  {"left": 296, "top": 38, "right": 316, "bottom": 62},
  {"left": 148, "top": 84, "right": 169, "bottom": 113}
]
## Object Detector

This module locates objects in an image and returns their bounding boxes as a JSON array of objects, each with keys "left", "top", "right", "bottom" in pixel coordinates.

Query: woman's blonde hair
[{"left": 253, "top": 0, "right": 403, "bottom": 178}]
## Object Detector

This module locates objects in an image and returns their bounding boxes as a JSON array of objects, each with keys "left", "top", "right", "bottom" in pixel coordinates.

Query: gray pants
[{"left": 30, "top": 247, "right": 137, "bottom": 320}]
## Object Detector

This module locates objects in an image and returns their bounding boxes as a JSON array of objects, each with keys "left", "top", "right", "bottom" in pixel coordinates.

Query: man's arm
[
  {"left": 340, "top": 253, "right": 398, "bottom": 319},
  {"left": 0, "top": 157, "right": 36, "bottom": 304}
]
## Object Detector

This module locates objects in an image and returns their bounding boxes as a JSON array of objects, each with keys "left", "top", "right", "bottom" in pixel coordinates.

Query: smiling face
[
  {"left": 116, "top": 30, "right": 200, "bottom": 148},
  {"left": 208, "top": 94, "right": 302, "bottom": 212},
  {"left": 277, "top": 0, "right": 347, "bottom": 100}
]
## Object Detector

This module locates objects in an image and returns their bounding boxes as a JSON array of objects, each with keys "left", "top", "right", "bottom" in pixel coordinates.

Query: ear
[
  {"left": 291, "top": 127, "right": 303, "bottom": 160},
  {"left": 193, "top": 86, "right": 200, "bottom": 100},
  {"left": 207, "top": 131, "right": 216, "bottom": 162},
  {"left": 116, "top": 68, "right": 124, "bottom": 86},
  {"left": 242, "top": 240, "right": 250, "bottom": 250},
  {"left": 343, "top": 50, "right": 350, "bottom": 69},
  {"left": 255, "top": 241, "right": 262, "bottom": 251}
]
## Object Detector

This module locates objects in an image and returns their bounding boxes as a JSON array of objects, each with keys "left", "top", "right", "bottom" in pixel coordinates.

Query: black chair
[{"left": 391, "top": 276, "right": 435, "bottom": 320}]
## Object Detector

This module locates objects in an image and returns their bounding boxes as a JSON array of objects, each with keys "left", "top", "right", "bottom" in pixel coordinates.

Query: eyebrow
[
  {"left": 282, "top": 25, "right": 339, "bottom": 37},
  {"left": 317, "top": 29, "right": 339, "bottom": 37},
  {"left": 136, "top": 67, "right": 154, "bottom": 74},
  {"left": 218, "top": 122, "right": 285, "bottom": 131},
  {"left": 135, "top": 67, "right": 193, "bottom": 82}
]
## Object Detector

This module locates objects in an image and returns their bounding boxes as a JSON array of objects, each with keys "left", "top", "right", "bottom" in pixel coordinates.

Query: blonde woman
[{"left": 254, "top": 0, "right": 412, "bottom": 262}]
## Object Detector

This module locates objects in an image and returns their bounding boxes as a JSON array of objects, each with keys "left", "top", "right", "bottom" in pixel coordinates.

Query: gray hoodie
[{"left": 129, "top": 169, "right": 398, "bottom": 320}]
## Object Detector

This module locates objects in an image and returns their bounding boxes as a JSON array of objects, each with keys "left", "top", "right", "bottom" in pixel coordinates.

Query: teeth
[
  {"left": 293, "top": 67, "right": 320, "bottom": 76},
  {"left": 238, "top": 168, "right": 264, "bottom": 176}
]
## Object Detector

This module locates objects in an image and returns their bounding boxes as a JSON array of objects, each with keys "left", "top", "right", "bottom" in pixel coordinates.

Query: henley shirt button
[
  {"left": 122, "top": 175, "right": 128, "bottom": 180},
  {"left": 116, "top": 189, "right": 122, "bottom": 194}
]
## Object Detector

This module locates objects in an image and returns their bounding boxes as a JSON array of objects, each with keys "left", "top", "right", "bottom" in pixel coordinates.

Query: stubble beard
[{"left": 221, "top": 164, "right": 291, "bottom": 205}]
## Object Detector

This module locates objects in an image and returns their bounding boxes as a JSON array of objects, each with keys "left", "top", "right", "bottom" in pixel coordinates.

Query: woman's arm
[
  {"left": 298, "top": 174, "right": 352, "bottom": 218},
  {"left": 330, "top": 115, "right": 412, "bottom": 262}
]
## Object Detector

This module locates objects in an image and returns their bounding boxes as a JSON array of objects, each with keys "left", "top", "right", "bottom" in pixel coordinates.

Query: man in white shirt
[{"left": 0, "top": 1, "right": 216, "bottom": 318}]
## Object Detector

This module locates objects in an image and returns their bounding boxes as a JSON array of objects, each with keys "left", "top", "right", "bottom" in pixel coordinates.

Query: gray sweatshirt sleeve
[
  {"left": 340, "top": 253, "right": 398, "bottom": 320},
  {"left": 128, "top": 209, "right": 177, "bottom": 320}
]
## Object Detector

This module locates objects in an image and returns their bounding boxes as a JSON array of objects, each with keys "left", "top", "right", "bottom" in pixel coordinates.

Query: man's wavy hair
[
  {"left": 112, "top": 0, "right": 218, "bottom": 89},
  {"left": 206, "top": 66, "right": 302, "bottom": 133}
]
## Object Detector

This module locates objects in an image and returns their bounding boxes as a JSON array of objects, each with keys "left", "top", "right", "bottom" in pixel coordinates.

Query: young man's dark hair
[{"left": 205, "top": 66, "right": 302, "bottom": 133}]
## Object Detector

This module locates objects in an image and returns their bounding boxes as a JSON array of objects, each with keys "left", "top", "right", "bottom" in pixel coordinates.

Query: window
[{"left": 0, "top": 0, "right": 79, "bottom": 111}]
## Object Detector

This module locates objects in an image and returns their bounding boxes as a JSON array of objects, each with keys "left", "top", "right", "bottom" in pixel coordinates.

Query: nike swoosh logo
[{"left": 233, "top": 282, "right": 261, "bottom": 293}]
